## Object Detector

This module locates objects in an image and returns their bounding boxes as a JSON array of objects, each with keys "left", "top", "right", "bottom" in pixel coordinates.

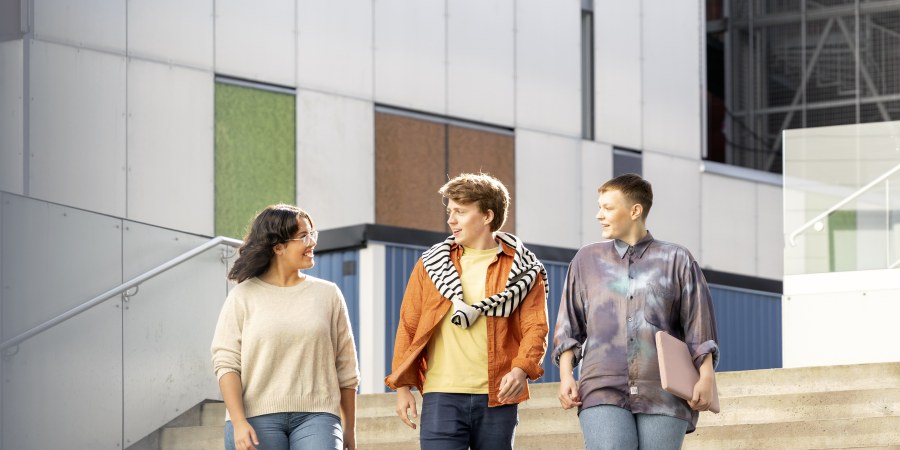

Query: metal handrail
[
  {"left": 0, "top": 236, "right": 243, "bottom": 352},
  {"left": 787, "top": 163, "right": 900, "bottom": 246}
]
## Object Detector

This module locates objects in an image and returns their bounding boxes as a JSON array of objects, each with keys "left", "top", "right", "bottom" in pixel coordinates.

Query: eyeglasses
[{"left": 287, "top": 230, "right": 319, "bottom": 245}]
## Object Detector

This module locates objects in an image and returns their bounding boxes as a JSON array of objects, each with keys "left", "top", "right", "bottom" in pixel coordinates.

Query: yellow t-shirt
[{"left": 423, "top": 245, "right": 498, "bottom": 394}]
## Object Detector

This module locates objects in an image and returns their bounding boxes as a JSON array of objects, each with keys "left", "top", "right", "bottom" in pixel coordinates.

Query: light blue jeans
[
  {"left": 224, "top": 412, "right": 342, "bottom": 450},
  {"left": 579, "top": 405, "right": 689, "bottom": 450}
]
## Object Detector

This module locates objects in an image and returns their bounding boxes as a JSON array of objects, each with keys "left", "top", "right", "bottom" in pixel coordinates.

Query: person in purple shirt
[{"left": 553, "top": 173, "right": 719, "bottom": 449}]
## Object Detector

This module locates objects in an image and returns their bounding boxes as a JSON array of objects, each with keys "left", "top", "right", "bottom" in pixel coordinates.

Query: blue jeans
[
  {"left": 579, "top": 405, "right": 689, "bottom": 450},
  {"left": 419, "top": 393, "right": 518, "bottom": 450},
  {"left": 224, "top": 412, "right": 342, "bottom": 450}
]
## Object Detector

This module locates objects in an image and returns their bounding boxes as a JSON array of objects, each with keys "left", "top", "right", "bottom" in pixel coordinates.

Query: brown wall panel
[
  {"left": 375, "top": 112, "right": 447, "bottom": 233},
  {"left": 448, "top": 125, "right": 516, "bottom": 234}
]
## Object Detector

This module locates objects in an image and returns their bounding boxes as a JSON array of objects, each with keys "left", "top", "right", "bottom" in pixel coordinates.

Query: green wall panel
[{"left": 215, "top": 83, "right": 296, "bottom": 239}]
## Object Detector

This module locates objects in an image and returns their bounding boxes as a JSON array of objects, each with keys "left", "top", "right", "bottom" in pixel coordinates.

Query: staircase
[{"left": 153, "top": 362, "right": 900, "bottom": 449}]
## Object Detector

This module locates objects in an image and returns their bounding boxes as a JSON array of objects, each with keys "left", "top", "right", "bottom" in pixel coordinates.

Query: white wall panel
[
  {"left": 701, "top": 173, "right": 757, "bottom": 274},
  {"left": 217, "top": 0, "right": 295, "bottom": 87},
  {"left": 297, "top": 0, "right": 371, "bottom": 97},
  {"left": 0, "top": 40, "right": 23, "bottom": 194},
  {"left": 374, "top": 0, "right": 445, "bottom": 113},
  {"left": 784, "top": 270, "right": 900, "bottom": 367},
  {"left": 641, "top": 0, "right": 702, "bottom": 159},
  {"left": 644, "top": 152, "right": 701, "bottom": 255},
  {"left": 515, "top": 0, "right": 581, "bottom": 137},
  {"left": 756, "top": 183, "right": 784, "bottom": 280},
  {"left": 33, "top": 0, "right": 125, "bottom": 53},
  {"left": 358, "top": 244, "right": 386, "bottom": 394},
  {"left": 516, "top": 130, "right": 580, "bottom": 248},
  {"left": 29, "top": 41, "right": 126, "bottom": 216},
  {"left": 127, "top": 0, "right": 213, "bottom": 69},
  {"left": 297, "top": 90, "right": 374, "bottom": 228},
  {"left": 446, "top": 0, "right": 514, "bottom": 126},
  {"left": 594, "top": 0, "right": 642, "bottom": 149},
  {"left": 580, "top": 140, "right": 613, "bottom": 246},
  {"left": 127, "top": 60, "right": 214, "bottom": 235}
]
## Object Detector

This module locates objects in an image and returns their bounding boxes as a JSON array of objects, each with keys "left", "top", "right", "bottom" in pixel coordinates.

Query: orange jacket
[{"left": 384, "top": 240, "right": 549, "bottom": 407}]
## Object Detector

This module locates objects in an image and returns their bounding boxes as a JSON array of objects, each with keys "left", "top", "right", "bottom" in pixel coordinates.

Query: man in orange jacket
[{"left": 384, "top": 172, "right": 550, "bottom": 450}]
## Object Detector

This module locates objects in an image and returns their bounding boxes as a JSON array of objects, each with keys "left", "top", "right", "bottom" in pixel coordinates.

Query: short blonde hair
[{"left": 439, "top": 173, "right": 510, "bottom": 232}]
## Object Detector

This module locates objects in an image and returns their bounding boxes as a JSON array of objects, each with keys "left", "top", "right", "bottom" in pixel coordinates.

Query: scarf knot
[{"left": 421, "top": 232, "right": 549, "bottom": 329}]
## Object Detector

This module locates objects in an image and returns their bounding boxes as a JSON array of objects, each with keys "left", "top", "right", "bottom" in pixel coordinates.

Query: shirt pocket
[{"left": 641, "top": 283, "right": 679, "bottom": 331}]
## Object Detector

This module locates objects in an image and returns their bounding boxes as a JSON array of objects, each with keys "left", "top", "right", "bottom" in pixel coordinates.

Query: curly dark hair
[{"left": 227, "top": 204, "right": 315, "bottom": 283}]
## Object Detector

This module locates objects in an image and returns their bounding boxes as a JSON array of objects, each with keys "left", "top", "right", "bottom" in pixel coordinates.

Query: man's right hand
[
  {"left": 395, "top": 387, "right": 418, "bottom": 429},
  {"left": 557, "top": 374, "right": 582, "bottom": 410}
]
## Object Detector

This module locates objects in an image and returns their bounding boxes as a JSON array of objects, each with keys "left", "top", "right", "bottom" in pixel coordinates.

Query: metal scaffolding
[{"left": 717, "top": 0, "right": 900, "bottom": 173}]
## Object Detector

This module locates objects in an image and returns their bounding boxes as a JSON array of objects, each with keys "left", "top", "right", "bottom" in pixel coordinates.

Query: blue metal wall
[
  {"left": 381, "top": 245, "right": 782, "bottom": 388},
  {"left": 384, "top": 244, "right": 427, "bottom": 390},
  {"left": 709, "top": 285, "right": 782, "bottom": 371},
  {"left": 306, "top": 249, "right": 360, "bottom": 354}
]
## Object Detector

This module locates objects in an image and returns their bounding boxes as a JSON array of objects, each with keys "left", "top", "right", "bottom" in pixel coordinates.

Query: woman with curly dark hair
[{"left": 211, "top": 204, "right": 359, "bottom": 450}]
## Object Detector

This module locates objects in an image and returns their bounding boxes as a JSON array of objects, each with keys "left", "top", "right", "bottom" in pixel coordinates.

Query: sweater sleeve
[
  {"left": 211, "top": 290, "right": 243, "bottom": 380},
  {"left": 332, "top": 286, "right": 360, "bottom": 390}
]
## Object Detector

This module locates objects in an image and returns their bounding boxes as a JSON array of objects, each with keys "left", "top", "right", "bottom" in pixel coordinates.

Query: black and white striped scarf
[{"left": 421, "top": 232, "right": 549, "bottom": 329}]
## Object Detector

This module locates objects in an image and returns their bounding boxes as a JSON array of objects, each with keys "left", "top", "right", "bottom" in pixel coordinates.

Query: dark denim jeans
[{"left": 419, "top": 393, "right": 518, "bottom": 450}]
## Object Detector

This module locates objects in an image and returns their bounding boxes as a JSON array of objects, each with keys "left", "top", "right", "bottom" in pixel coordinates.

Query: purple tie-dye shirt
[{"left": 552, "top": 232, "right": 719, "bottom": 433}]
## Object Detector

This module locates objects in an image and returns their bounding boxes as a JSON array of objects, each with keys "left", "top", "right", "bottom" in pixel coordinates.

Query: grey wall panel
[
  {"left": 0, "top": 40, "right": 23, "bottom": 194},
  {"left": 127, "top": 0, "right": 213, "bottom": 69},
  {"left": 709, "top": 285, "right": 782, "bottom": 372},
  {"left": 122, "top": 222, "right": 227, "bottom": 446},
  {"left": 29, "top": 41, "right": 127, "bottom": 217},
  {"left": 1, "top": 194, "right": 122, "bottom": 341},
  {"left": 2, "top": 299, "right": 123, "bottom": 449},
  {"left": 34, "top": 0, "right": 126, "bottom": 53}
]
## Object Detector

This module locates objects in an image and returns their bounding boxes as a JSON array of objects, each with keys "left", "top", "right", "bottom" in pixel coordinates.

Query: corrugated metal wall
[
  {"left": 709, "top": 284, "right": 782, "bottom": 371},
  {"left": 306, "top": 249, "right": 360, "bottom": 354},
  {"left": 381, "top": 244, "right": 782, "bottom": 388},
  {"left": 384, "top": 244, "right": 427, "bottom": 386}
]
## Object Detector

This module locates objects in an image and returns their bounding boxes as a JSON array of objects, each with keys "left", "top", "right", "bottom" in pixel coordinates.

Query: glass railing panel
[{"left": 783, "top": 121, "right": 900, "bottom": 275}]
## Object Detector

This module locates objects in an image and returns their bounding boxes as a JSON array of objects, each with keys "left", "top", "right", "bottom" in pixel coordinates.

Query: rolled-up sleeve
[
  {"left": 679, "top": 257, "right": 720, "bottom": 370},
  {"left": 552, "top": 263, "right": 587, "bottom": 367},
  {"left": 513, "top": 275, "right": 549, "bottom": 380},
  {"left": 211, "top": 294, "right": 242, "bottom": 380}
]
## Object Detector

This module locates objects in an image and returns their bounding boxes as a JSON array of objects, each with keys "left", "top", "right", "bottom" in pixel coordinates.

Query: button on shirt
[{"left": 552, "top": 232, "right": 719, "bottom": 433}]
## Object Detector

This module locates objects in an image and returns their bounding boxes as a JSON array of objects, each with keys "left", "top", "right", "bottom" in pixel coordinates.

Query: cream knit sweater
[{"left": 211, "top": 276, "right": 359, "bottom": 420}]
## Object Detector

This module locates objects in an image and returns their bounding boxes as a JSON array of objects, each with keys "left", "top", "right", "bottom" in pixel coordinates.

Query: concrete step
[
  {"left": 162, "top": 363, "right": 900, "bottom": 450},
  {"left": 683, "top": 416, "right": 900, "bottom": 450},
  {"left": 160, "top": 425, "right": 222, "bottom": 450},
  {"left": 702, "top": 388, "right": 900, "bottom": 427},
  {"left": 714, "top": 362, "right": 900, "bottom": 398}
]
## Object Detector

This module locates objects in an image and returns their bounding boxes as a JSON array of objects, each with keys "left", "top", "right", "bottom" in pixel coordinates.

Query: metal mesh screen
[{"left": 709, "top": 0, "right": 900, "bottom": 173}]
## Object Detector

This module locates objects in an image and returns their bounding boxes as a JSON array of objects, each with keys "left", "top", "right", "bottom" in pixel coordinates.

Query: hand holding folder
[{"left": 655, "top": 331, "right": 720, "bottom": 413}]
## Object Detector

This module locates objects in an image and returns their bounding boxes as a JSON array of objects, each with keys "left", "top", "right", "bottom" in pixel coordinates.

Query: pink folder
[{"left": 655, "top": 331, "right": 720, "bottom": 413}]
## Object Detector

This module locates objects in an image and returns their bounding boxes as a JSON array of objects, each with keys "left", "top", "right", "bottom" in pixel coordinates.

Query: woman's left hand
[{"left": 343, "top": 429, "right": 356, "bottom": 450}]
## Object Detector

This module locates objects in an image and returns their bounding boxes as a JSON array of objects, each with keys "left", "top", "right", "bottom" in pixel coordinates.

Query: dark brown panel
[
  {"left": 447, "top": 125, "right": 516, "bottom": 234},
  {"left": 375, "top": 112, "right": 447, "bottom": 233}
]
